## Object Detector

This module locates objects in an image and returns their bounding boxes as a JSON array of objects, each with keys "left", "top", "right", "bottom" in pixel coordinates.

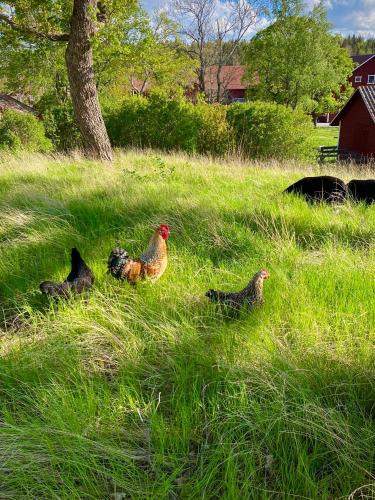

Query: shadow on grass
[
  {"left": 0, "top": 184, "right": 267, "bottom": 310},
  {"left": 2, "top": 180, "right": 375, "bottom": 320}
]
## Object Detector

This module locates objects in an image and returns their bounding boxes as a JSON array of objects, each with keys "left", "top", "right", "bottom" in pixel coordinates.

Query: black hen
[{"left": 40, "top": 248, "right": 94, "bottom": 300}]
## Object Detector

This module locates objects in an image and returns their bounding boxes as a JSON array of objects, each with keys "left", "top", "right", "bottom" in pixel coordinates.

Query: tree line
[
  {"left": 0, "top": 0, "right": 355, "bottom": 161},
  {"left": 341, "top": 35, "right": 375, "bottom": 56}
]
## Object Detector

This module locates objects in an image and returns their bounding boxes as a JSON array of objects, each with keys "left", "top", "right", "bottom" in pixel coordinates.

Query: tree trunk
[
  {"left": 216, "top": 64, "right": 223, "bottom": 103},
  {"left": 65, "top": 0, "right": 113, "bottom": 161},
  {"left": 312, "top": 111, "right": 318, "bottom": 128},
  {"left": 198, "top": 66, "right": 206, "bottom": 94}
]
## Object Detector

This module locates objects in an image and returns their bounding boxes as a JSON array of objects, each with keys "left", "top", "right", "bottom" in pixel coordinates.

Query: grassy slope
[{"left": 0, "top": 152, "right": 374, "bottom": 499}]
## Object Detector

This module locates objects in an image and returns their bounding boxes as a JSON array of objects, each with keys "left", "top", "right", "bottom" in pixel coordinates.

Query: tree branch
[{"left": 0, "top": 13, "right": 69, "bottom": 41}]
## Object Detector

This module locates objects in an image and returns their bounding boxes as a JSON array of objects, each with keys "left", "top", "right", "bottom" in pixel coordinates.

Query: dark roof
[
  {"left": 331, "top": 86, "right": 375, "bottom": 126},
  {"left": 0, "top": 94, "right": 39, "bottom": 116},
  {"left": 351, "top": 54, "right": 375, "bottom": 66}
]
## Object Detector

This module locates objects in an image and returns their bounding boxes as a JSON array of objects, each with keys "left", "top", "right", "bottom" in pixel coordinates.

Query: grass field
[
  {"left": 311, "top": 126, "right": 339, "bottom": 149},
  {"left": 0, "top": 151, "right": 374, "bottom": 499}
]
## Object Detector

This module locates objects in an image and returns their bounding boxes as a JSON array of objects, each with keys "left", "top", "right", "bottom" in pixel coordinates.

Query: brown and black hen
[
  {"left": 40, "top": 248, "right": 94, "bottom": 300},
  {"left": 206, "top": 269, "right": 270, "bottom": 313}
]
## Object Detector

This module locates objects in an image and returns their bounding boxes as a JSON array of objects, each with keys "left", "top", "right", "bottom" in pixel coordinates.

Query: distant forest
[{"left": 341, "top": 35, "right": 375, "bottom": 55}]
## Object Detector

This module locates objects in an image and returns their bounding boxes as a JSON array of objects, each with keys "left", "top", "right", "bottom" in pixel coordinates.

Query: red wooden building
[
  {"left": 204, "top": 66, "right": 247, "bottom": 103},
  {"left": 318, "top": 54, "right": 375, "bottom": 123},
  {"left": 350, "top": 54, "right": 375, "bottom": 88},
  {"left": 331, "top": 86, "right": 375, "bottom": 161}
]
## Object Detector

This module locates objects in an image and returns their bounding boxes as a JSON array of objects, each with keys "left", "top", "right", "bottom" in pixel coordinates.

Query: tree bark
[
  {"left": 216, "top": 64, "right": 223, "bottom": 103},
  {"left": 65, "top": 0, "right": 113, "bottom": 161},
  {"left": 198, "top": 66, "right": 206, "bottom": 94}
]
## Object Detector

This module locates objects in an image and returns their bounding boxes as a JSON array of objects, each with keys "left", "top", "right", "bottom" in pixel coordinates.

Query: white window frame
[
  {"left": 368, "top": 75, "right": 375, "bottom": 84},
  {"left": 354, "top": 75, "right": 362, "bottom": 83}
]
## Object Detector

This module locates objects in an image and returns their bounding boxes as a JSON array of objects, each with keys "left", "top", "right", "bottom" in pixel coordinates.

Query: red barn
[
  {"left": 331, "top": 86, "right": 375, "bottom": 161},
  {"left": 204, "top": 66, "right": 247, "bottom": 103},
  {"left": 318, "top": 54, "right": 375, "bottom": 123},
  {"left": 350, "top": 54, "right": 375, "bottom": 88}
]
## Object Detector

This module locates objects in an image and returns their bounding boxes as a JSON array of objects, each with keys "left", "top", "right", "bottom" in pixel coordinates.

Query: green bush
[
  {"left": 195, "top": 102, "right": 233, "bottom": 156},
  {"left": 105, "top": 94, "right": 153, "bottom": 149},
  {"left": 106, "top": 93, "right": 315, "bottom": 160},
  {"left": 227, "top": 101, "right": 315, "bottom": 160},
  {"left": 0, "top": 110, "right": 52, "bottom": 153},
  {"left": 36, "top": 94, "right": 82, "bottom": 152},
  {"left": 106, "top": 90, "right": 198, "bottom": 152},
  {"left": 42, "top": 102, "right": 81, "bottom": 152},
  {"left": 105, "top": 90, "right": 231, "bottom": 155}
]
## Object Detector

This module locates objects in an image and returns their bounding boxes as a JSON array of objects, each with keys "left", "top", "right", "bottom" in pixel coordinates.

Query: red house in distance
[
  {"left": 350, "top": 54, "right": 375, "bottom": 88},
  {"left": 204, "top": 66, "right": 247, "bottom": 103},
  {"left": 331, "top": 86, "right": 375, "bottom": 161}
]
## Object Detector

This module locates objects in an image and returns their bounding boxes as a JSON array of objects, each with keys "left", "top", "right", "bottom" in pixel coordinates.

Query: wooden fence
[{"left": 318, "top": 146, "right": 359, "bottom": 164}]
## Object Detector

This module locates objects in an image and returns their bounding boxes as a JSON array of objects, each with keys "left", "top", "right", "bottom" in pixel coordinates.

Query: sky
[{"left": 141, "top": 0, "right": 375, "bottom": 37}]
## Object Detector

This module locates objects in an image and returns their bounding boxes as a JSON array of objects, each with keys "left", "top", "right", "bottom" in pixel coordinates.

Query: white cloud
[
  {"left": 141, "top": 0, "right": 375, "bottom": 37},
  {"left": 328, "top": 0, "right": 375, "bottom": 36}
]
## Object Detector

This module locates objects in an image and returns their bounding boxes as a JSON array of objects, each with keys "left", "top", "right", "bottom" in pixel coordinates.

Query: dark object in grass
[
  {"left": 40, "top": 248, "right": 94, "bottom": 300},
  {"left": 347, "top": 179, "right": 375, "bottom": 204},
  {"left": 284, "top": 176, "right": 347, "bottom": 204},
  {"left": 206, "top": 269, "right": 270, "bottom": 314}
]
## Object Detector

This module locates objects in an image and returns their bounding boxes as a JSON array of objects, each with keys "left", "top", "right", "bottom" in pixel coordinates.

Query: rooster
[
  {"left": 107, "top": 224, "right": 170, "bottom": 285},
  {"left": 40, "top": 248, "right": 95, "bottom": 299},
  {"left": 206, "top": 269, "right": 270, "bottom": 313}
]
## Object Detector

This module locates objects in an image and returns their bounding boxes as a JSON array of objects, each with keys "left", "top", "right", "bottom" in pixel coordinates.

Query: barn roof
[
  {"left": 331, "top": 86, "right": 375, "bottom": 126},
  {"left": 0, "top": 94, "right": 39, "bottom": 116},
  {"left": 351, "top": 54, "right": 375, "bottom": 69},
  {"left": 205, "top": 66, "right": 247, "bottom": 91}
]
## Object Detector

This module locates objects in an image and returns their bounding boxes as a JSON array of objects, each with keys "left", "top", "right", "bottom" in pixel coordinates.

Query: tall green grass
[{"left": 0, "top": 151, "right": 374, "bottom": 498}]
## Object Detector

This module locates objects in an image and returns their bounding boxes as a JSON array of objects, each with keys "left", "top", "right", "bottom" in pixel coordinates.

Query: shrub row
[
  {"left": 104, "top": 92, "right": 232, "bottom": 157},
  {"left": 105, "top": 91, "right": 315, "bottom": 161},
  {"left": 0, "top": 93, "right": 315, "bottom": 161}
]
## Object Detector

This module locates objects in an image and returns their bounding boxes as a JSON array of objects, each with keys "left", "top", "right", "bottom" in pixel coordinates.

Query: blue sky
[{"left": 141, "top": 0, "right": 375, "bottom": 37}]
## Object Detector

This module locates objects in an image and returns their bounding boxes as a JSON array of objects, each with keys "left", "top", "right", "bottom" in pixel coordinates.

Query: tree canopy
[
  {"left": 0, "top": 1, "right": 196, "bottom": 157},
  {"left": 244, "top": 3, "right": 353, "bottom": 117},
  {"left": 0, "top": 2, "right": 196, "bottom": 97}
]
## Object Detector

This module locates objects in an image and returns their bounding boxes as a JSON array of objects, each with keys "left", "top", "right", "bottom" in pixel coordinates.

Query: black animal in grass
[
  {"left": 206, "top": 269, "right": 270, "bottom": 315},
  {"left": 40, "top": 248, "right": 94, "bottom": 300},
  {"left": 347, "top": 179, "right": 375, "bottom": 204},
  {"left": 284, "top": 176, "right": 347, "bottom": 204}
]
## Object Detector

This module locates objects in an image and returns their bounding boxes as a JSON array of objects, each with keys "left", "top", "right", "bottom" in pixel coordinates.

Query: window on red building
[{"left": 368, "top": 75, "right": 375, "bottom": 84}]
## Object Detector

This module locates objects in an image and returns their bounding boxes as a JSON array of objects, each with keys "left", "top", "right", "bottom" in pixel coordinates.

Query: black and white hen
[{"left": 206, "top": 269, "right": 270, "bottom": 313}]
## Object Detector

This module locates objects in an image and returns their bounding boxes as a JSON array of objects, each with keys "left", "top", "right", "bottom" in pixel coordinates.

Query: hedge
[
  {"left": 227, "top": 101, "right": 315, "bottom": 160},
  {"left": 106, "top": 92, "right": 315, "bottom": 161},
  {"left": 105, "top": 91, "right": 232, "bottom": 156},
  {"left": 0, "top": 110, "right": 52, "bottom": 153}
]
